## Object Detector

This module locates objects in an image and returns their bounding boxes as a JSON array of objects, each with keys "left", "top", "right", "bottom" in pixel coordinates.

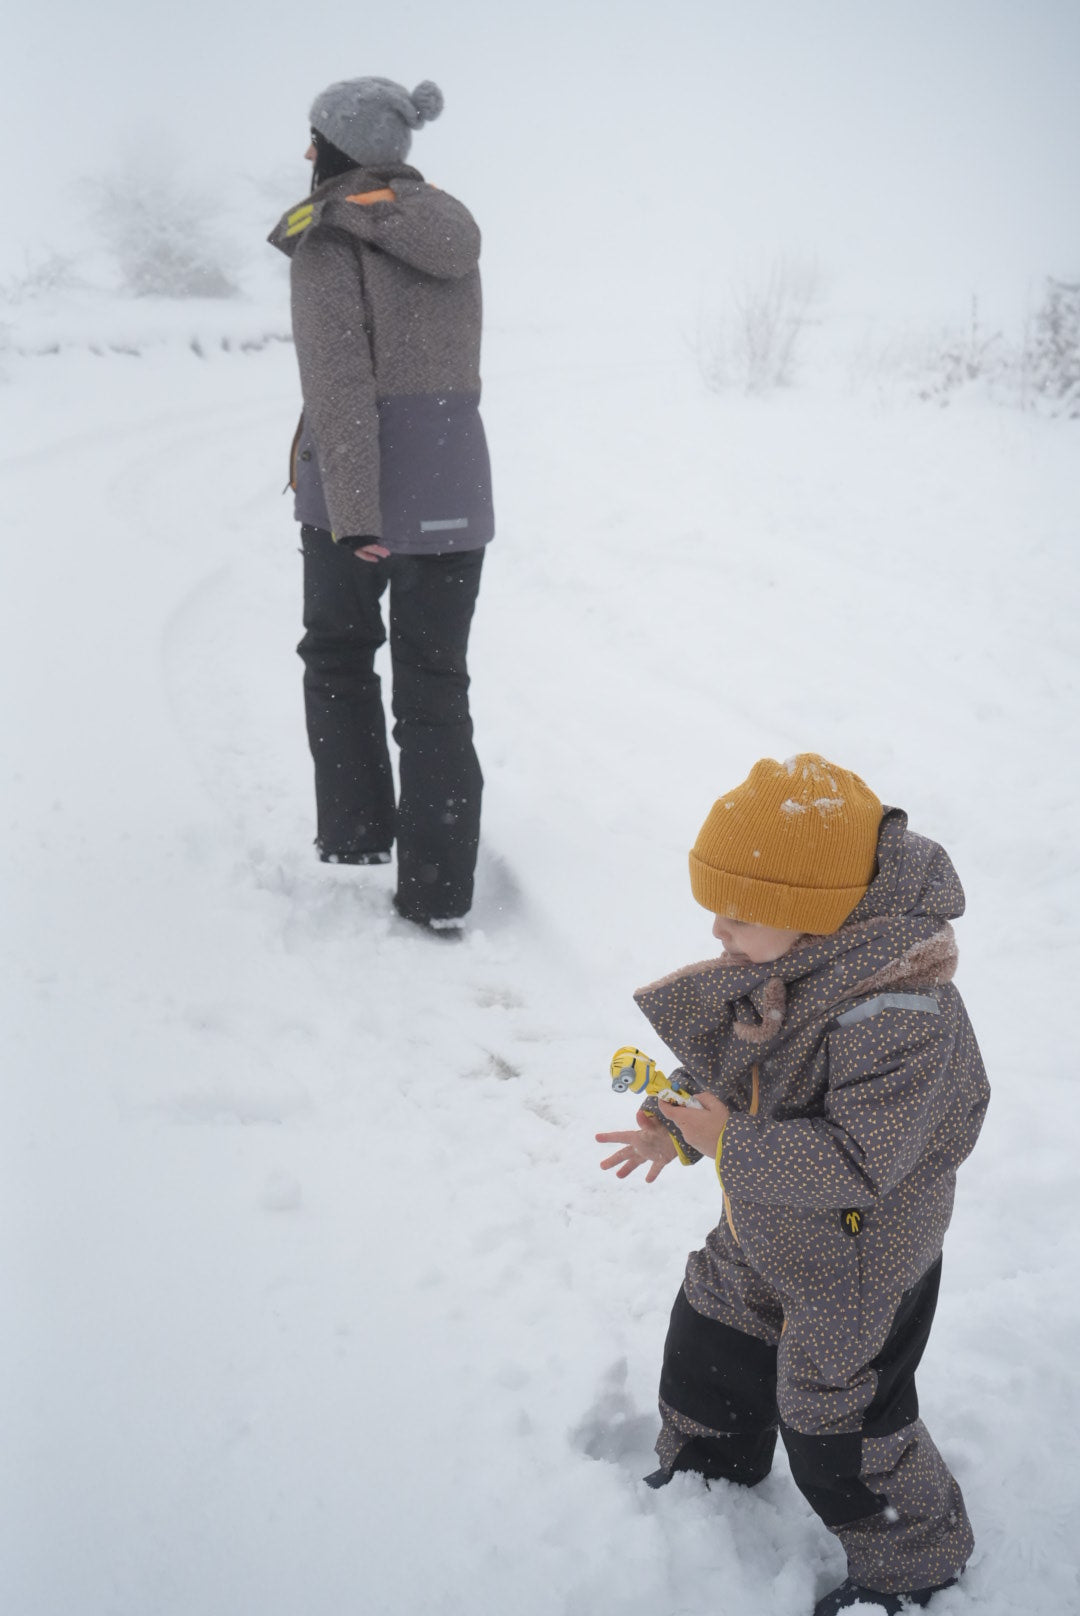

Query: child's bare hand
[
  {"left": 596, "top": 1109, "right": 677, "bottom": 1183},
  {"left": 657, "top": 1092, "right": 730, "bottom": 1159}
]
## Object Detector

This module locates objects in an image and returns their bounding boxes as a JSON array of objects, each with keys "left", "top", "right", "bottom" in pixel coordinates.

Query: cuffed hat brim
[{"left": 689, "top": 854, "right": 869, "bottom": 934}]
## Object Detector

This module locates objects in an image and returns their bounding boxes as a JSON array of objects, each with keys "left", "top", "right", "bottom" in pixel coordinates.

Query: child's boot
[{"left": 813, "top": 1574, "right": 957, "bottom": 1615}]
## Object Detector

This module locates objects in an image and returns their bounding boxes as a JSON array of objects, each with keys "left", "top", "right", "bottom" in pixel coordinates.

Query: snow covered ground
[{"left": 3, "top": 295, "right": 1079, "bottom": 1616}]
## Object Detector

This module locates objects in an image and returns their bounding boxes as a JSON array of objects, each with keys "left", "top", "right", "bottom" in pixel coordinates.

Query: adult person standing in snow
[{"left": 269, "top": 77, "right": 494, "bottom": 934}]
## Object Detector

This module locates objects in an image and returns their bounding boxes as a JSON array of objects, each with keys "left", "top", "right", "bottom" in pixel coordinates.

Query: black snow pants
[
  {"left": 297, "top": 526, "right": 485, "bottom": 921},
  {"left": 654, "top": 1254, "right": 973, "bottom": 1595}
]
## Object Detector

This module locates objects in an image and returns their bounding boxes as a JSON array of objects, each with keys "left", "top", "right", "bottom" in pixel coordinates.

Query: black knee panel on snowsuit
[
  {"left": 862, "top": 1257, "right": 942, "bottom": 1439},
  {"left": 659, "top": 1288, "right": 780, "bottom": 1485},
  {"left": 781, "top": 1426, "right": 886, "bottom": 1526}
]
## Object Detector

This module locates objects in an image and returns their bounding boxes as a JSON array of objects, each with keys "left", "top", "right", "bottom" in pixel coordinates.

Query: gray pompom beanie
[{"left": 309, "top": 77, "right": 444, "bottom": 166}]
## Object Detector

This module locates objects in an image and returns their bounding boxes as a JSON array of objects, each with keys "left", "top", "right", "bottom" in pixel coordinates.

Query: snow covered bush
[
  {"left": 914, "top": 298, "right": 1010, "bottom": 406},
  {"left": 1024, "top": 276, "right": 1080, "bottom": 417},
  {"left": 699, "top": 257, "right": 820, "bottom": 394},
  {"left": 94, "top": 164, "right": 239, "bottom": 299},
  {"left": 901, "top": 285, "right": 1080, "bottom": 416}
]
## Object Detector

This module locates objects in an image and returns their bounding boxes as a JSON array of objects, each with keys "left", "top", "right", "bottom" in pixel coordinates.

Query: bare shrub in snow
[
  {"left": 914, "top": 298, "right": 1009, "bottom": 406},
  {"left": 853, "top": 284, "right": 1080, "bottom": 423},
  {"left": 94, "top": 165, "right": 239, "bottom": 299},
  {"left": 863, "top": 284, "right": 1080, "bottom": 418},
  {"left": 849, "top": 300, "right": 1017, "bottom": 410},
  {"left": 1024, "top": 277, "right": 1080, "bottom": 417},
  {"left": 699, "top": 258, "right": 821, "bottom": 394},
  {"left": 0, "top": 251, "right": 81, "bottom": 305}
]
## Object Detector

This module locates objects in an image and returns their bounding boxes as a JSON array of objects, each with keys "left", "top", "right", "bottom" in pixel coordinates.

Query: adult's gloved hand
[{"left": 335, "top": 534, "right": 391, "bottom": 563}]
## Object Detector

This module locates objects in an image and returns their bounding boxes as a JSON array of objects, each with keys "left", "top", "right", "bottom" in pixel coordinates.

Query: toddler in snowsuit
[{"left": 597, "top": 755, "right": 988, "bottom": 1616}]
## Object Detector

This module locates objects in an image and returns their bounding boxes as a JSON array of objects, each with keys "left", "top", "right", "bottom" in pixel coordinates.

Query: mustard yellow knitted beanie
[{"left": 689, "top": 754, "right": 883, "bottom": 933}]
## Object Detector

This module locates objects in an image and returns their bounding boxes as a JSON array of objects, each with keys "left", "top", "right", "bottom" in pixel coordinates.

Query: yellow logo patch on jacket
[{"left": 285, "top": 203, "right": 314, "bottom": 238}]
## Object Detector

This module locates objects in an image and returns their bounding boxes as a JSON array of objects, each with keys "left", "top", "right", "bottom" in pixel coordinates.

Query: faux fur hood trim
[
  {"left": 730, "top": 923, "right": 957, "bottom": 1045},
  {"left": 733, "top": 976, "right": 787, "bottom": 1043},
  {"left": 845, "top": 922, "right": 958, "bottom": 999}
]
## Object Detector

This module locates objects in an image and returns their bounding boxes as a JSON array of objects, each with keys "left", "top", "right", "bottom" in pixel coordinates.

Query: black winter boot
[
  {"left": 317, "top": 846, "right": 391, "bottom": 865},
  {"left": 813, "top": 1576, "right": 957, "bottom": 1615},
  {"left": 391, "top": 895, "right": 466, "bottom": 939},
  {"left": 643, "top": 1431, "right": 776, "bottom": 1491}
]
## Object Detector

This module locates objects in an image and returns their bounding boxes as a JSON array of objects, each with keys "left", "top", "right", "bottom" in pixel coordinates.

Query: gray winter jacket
[
  {"left": 269, "top": 164, "right": 494, "bottom": 553},
  {"left": 634, "top": 810, "right": 990, "bottom": 1379}
]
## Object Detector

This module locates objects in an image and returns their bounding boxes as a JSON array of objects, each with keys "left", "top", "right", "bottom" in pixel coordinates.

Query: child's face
[{"left": 712, "top": 913, "right": 804, "bottom": 963}]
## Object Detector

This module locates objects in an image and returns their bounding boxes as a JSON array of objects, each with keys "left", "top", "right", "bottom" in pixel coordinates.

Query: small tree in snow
[{"left": 1025, "top": 277, "right": 1080, "bottom": 417}]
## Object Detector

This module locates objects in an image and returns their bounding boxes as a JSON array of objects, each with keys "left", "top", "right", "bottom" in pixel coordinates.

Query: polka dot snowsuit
[{"left": 635, "top": 811, "right": 989, "bottom": 1596}]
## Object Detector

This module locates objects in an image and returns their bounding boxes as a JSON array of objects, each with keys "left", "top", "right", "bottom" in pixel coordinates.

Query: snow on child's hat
[
  {"left": 689, "top": 755, "right": 883, "bottom": 935},
  {"left": 309, "top": 77, "right": 444, "bottom": 167}
]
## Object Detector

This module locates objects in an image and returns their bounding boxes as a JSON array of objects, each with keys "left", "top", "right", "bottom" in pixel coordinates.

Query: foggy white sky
[{"left": 3, "top": 0, "right": 1079, "bottom": 328}]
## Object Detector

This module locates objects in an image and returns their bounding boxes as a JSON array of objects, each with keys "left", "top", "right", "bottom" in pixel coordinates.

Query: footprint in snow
[{"left": 572, "top": 1357, "right": 657, "bottom": 1467}]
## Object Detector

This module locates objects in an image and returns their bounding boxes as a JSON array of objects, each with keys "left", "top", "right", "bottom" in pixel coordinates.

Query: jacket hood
[
  {"left": 268, "top": 165, "right": 481, "bottom": 280},
  {"left": 846, "top": 808, "right": 965, "bottom": 927}
]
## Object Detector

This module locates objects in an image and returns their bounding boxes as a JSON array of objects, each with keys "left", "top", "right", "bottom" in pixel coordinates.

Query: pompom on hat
[
  {"left": 309, "top": 77, "right": 444, "bottom": 167},
  {"left": 689, "top": 754, "right": 883, "bottom": 934}
]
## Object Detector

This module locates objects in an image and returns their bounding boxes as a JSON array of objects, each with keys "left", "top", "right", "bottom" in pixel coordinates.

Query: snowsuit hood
[{"left": 847, "top": 807, "right": 964, "bottom": 927}]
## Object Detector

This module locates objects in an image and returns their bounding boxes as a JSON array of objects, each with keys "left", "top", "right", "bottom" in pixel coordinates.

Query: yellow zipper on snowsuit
[{"left": 721, "top": 1064, "right": 759, "bottom": 1244}]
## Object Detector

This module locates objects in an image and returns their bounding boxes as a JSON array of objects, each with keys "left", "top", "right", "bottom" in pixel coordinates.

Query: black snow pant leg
[
  {"left": 297, "top": 526, "right": 396, "bottom": 858},
  {"left": 388, "top": 548, "right": 485, "bottom": 922},
  {"left": 652, "top": 1286, "right": 779, "bottom": 1486}
]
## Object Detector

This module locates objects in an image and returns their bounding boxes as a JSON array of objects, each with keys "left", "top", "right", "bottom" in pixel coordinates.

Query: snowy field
[
  {"left": 3, "top": 304, "right": 1078, "bottom": 1616},
  {"left": 4, "top": 3, "right": 1080, "bottom": 1611}
]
